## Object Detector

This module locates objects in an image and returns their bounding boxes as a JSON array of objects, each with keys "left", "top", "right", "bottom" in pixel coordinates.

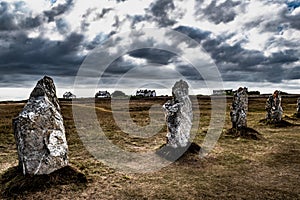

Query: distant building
[
  {"left": 213, "top": 89, "right": 233, "bottom": 96},
  {"left": 63, "top": 92, "right": 76, "bottom": 99},
  {"left": 136, "top": 89, "right": 156, "bottom": 97},
  {"left": 95, "top": 91, "right": 111, "bottom": 98}
]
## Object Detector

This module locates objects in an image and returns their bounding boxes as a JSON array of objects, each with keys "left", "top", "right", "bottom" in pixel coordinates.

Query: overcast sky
[{"left": 0, "top": 0, "right": 300, "bottom": 100}]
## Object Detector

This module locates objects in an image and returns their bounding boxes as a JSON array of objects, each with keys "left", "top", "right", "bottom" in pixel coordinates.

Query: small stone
[
  {"left": 163, "top": 80, "right": 193, "bottom": 148},
  {"left": 13, "top": 76, "right": 68, "bottom": 175},
  {"left": 265, "top": 90, "right": 283, "bottom": 122}
]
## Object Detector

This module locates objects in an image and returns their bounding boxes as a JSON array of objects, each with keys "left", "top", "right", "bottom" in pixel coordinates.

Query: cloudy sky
[{"left": 0, "top": 0, "right": 300, "bottom": 100}]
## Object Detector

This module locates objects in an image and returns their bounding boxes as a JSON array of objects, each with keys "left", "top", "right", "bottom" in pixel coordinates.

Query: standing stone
[
  {"left": 13, "top": 76, "right": 68, "bottom": 175},
  {"left": 162, "top": 80, "right": 193, "bottom": 148},
  {"left": 230, "top": 87, "right": 248, "bottom": 129},
  {"left": 265, "top": 90, "right": 283, "bottom": 122},
  {"left": 296, "top": 98, "right": 300, "bottom": 118}
]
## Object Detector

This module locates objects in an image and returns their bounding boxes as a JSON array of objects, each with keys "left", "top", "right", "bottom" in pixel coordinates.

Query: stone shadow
[
  {"left": 156, "top": 142, "right": 201, "bottom": 162},
  {"left": 225, "top": 127, "right": 263, "bottom": 140},
  {"left": 0, "top": 165, "right": 87, "bottom": 198},
  {"left": 259, "top": 119, "right": 295, "bottom": 128},
  {"left": 287, "top": 114, "right": 300, "bottom": 120}
]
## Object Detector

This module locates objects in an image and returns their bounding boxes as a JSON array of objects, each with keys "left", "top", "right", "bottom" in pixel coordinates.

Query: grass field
[{"left": 0, "top": 96, "right": 299, "bottom": 199}]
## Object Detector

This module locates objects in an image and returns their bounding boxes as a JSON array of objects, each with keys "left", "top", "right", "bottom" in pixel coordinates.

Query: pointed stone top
[
  {"left": 30, "top": 76, "right": 60, "bottom": 111},
  {"left": 172, "top": 79, "right": 189, "bottom": 98}
]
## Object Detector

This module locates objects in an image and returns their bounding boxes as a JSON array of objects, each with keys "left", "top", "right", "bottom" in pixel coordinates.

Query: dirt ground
[{"left": 0, "top": 96, "right": 299, "bottom": 199}]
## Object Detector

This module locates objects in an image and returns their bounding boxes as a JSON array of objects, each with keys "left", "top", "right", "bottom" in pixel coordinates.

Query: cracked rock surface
[
  {"left": 163, "top": 80, "right": 193, "bottom": 148},
  {"left": 13, "top": 76, "right": 68, "bottom": 175},
  {"left": 230, "top": 87, "right": 248, "bottom": 129}
]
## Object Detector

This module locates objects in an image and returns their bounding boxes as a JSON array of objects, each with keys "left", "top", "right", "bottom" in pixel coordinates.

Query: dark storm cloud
[
  {"left": 262, "top": 64, "right": 285, "bottom": 83},
  {"left": 202, "top": 35, "right": 266, "bottom": 68},
  {"left": 287, "top": 1, "right": 300, "bottom": 10},
  {"left": 99, "top": 55, "right": 203, "bottom": 88},
  {"left": 196, "top": 33, "right": 299, "bottom": 82},
  {"left": 195, "top": 0, "right": 240, "bottom": 24},
  {"left": 0, "top": 1, "right": 45, "bottom": 31},
  {"left": 44, "top": 0, "right": 74, "bottom": 22},
  {"left": 175, "top": 63, "right": 204, "bottom": 81},
  {"left": 173, "top": 26, "right": 211, "bottom": 43},
  {"left": 86, "top": 33, "right": 109, "bottom": 50},
  {"left": 99, "top": 21, "right": 299, "bottom": 85},
  {"left": 147, "top": 0, "right": 176, "bottom": 27},
  {"left": 268, "top": 50, "right": 299, "bottom": 64},
  {"left": 284, "top": 66, "right": 300, "bottom": 80},
  {"left": 101, "top": 56, "right": 137, "bottom": 78},
  {"left": 219, "top": 63, "right": 285, "bottom": 83},
  {"left": 0, "top": 32, "right": 85, "bottom": 86},
  {"left": 283, "top": 10, "right": 300, "bottom": 30},
  {"left": 267, "top": 37, "right": 299, "bottom": 49},
  {"left": 55, "top": 18, "right": 70, "bottom": 34},
  {"left": 129, "top": 49, "right": 174, "bottom": 65}
]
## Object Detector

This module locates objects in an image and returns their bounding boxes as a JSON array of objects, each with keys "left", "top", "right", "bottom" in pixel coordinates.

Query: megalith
[
  {"left": 265, "top": 90, "right": 283, "bottom": 122},
  {"left": 13, "top": 76, "right": 68, "bottom": 175},
  {"left": 230, "top": 87, "right": 248, "bottom": 129},
  {"left": 163, "top": 80, "right": 193, "bottom": 148}
]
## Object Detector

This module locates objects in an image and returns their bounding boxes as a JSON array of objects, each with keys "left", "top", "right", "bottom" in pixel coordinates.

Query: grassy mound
[
  {"left": 225, "top": 127, "right": 263, "bottom": 140},
  {"left": 259, "top": 119, "right": 294, "bottom": 127},
  {"left": 1, "top": 165, "right": 87, "bottom": 198}
]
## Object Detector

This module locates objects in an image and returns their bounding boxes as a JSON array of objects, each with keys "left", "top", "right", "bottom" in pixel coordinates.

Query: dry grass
[{"left": 0, "top": 96, "right": 300, "bottom": 199}]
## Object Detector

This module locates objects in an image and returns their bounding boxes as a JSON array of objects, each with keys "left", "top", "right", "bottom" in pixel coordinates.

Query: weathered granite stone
[
  {"left": 265, "top": 90, "right": 283, "bottom": 122},
  {"left": 230, "top": 87, "right": 248, "bottom": 129},
  {"left": 13, "top": 76, "right": 68, "bottom": 175},
  {"left": 163, "top": 80, "right": 193, "bottom": 148}
]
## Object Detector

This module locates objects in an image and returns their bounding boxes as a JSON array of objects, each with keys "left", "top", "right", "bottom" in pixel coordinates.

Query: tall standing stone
[
  {"left": 162, "top": 80, "right": 193, "bottom": 148},
  {"left": 230, "top": 87, "right": 248, "bottom": 129},
  {"left": 265, "top": 90, "right": 283, "bottom": 122},
  {"left": 13, "top": 76, "right": 69, "bottom": 175}
]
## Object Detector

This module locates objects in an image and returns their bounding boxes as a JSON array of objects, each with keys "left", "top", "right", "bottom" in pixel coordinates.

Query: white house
[
  {"left": 136, "top": 89, "right": 156, "bottom": 97},
  {"left": 95, "top": 91, "right": 111, "bottom": 98},
  {"left": 63, "top": 92, "right": 76, "bottom": 99}
]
